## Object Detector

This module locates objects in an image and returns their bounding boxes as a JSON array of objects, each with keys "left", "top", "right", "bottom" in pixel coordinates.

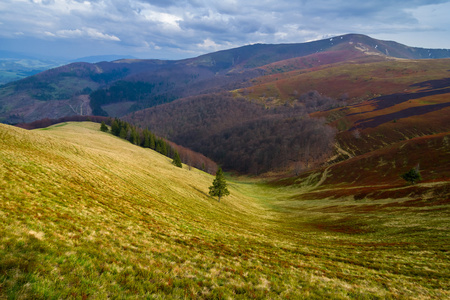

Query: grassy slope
[{"left": 1, "top": 122, "right": 449, "bottom": 299}]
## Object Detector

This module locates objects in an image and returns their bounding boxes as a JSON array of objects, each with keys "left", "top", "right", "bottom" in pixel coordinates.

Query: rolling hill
[{"left": 1, "top": 122, "right": 449, "bottom": 298}]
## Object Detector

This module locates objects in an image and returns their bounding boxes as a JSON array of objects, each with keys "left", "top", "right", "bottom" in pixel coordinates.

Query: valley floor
[{"left": 1, "top": 122, "right": 449, "bottom": 299}]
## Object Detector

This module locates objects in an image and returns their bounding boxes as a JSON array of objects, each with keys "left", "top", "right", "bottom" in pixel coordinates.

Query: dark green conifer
[
  {"left": 149, "top": 133, "right": 156, "bottom": 150},
  {"left": 156, "top": 139, "right": 168, "bottom": 155},
  {"left": 128, "top": 127, "right": 139, "bottom": 145},
  {"left": 208, "top": 168, "right": 230, "bottom": 202},
  {"left": 111, "top": 119, "right": 120, "bottom": 136},
  {"left": 155, "top": 140, "right": 162, "bottom": 153},
  {"left": 401, "top": 167, "right": 422, "bottom": 185},
  {"left": 143, "top": 130, "right": 151, "bottom": 148},
  {"left": 172, "top": 151, "right": 182, "bottom": 168},
  {"left": 119, "top": 127, "right": 127, "bottom": 139},
  {"left": 100, "top": 121, "right": 108, "bottom": 132}
]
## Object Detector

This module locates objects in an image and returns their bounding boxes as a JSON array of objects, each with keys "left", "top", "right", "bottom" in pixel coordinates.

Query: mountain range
[
  {"left": 1, "top": 33, "right": 450, "bottom": 177},
  {"left": 2, "top": 33, "right": 450, "bottom": 124}
]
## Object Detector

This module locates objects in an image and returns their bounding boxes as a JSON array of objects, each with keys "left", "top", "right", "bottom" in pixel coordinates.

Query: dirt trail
[
  {"left": 335, "top": 142, "right": 353, "bottom": 159},
  {"left": 314, "top": 166, "right": 331, "bottom": 188},
  {"left": 310, "top": 143, "right": 352, "bottom": 190}
]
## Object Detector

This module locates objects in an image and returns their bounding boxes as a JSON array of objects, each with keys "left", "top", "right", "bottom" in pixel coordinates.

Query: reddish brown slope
[
  {"left": 239, "top": 58, "right": 450, "bottom": 105},
  {"left": 294, "top": 132, "right": 450, "bottom": 202},
  {"left": 265, "top": 56, "right": 450, "bottom": 201}
]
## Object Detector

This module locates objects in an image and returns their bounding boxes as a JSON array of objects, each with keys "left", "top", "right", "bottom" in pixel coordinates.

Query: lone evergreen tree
[
  {"left": 172, "top": 151, "right": 182, "bottom": 168},
  {"left": 401, "top": 167, "right": 421, "bottom": 185},
  {"left": 209, "top": 167, "right": 230, "bottom": 202}
]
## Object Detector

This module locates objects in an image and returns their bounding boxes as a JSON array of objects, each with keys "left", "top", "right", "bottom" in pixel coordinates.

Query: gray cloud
[{"left": 0, "top": 0, "right": 449, "bottom": 59}]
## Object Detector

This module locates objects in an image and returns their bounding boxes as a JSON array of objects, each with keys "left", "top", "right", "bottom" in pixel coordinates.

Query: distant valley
[
  {"left": 0, "top": 51, "right": 137, "bottom": 85},
  {"left": 0, "top": 51, "right": 64, "bottom": 86}
]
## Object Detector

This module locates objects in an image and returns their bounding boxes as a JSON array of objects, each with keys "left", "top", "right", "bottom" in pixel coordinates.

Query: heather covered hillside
[
  {"left": 126, "top": 59, "right": 450, "bottom": 175},
  {"left": 238, "top": 58, "right": 450, "bottom": 105}
]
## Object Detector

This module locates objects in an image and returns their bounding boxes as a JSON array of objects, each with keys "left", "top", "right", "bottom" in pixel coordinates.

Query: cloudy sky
[{"left": 1, "top": 0, "right": 450, "bottom": 60}]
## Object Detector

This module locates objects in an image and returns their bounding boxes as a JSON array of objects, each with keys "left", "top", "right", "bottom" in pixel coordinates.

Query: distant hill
[
  {"left": 2, "top": 33, "right": 450, "bottom": 124},
  {"left": 124, "top": 92, "right": 339, "bottom": 174},
  {"left": 70, "top": 55, "right": 138, "bottom": 63},
  {"left": 0, "top": 53, "right": 138, "bottom": 86},
  {"left": 183, "top": 33, "right": 450, "bottom": 71}
]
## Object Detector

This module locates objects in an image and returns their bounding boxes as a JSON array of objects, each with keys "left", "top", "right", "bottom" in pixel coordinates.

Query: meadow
[{"left": 0, "top": 122, "right": 449, "bottom": 299}]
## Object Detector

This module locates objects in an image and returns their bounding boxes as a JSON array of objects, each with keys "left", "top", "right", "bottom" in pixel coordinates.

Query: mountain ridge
[{"left": 2, "top": 33, "right": 450, "bottom": 124}]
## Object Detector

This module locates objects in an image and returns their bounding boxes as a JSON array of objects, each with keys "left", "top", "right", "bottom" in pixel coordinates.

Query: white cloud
[
  {"left": 54, "top": 28, "right": 120, "bottom": 41},
  {"left": 197, "top": 38, "right": 220, "bottom": 50},
  {"left": 139, "top": 9, "right": 182, "bottom": 31},
  {"left": 44, "top": 31, "right": 56, "bottom": 37}
]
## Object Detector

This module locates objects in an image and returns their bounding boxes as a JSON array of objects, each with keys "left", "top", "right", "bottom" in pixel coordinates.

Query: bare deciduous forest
[{"left": 127, "top": 92, "right": 339, "bottom": 174}]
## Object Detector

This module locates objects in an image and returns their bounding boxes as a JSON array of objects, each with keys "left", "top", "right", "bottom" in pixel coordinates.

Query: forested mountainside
[
  {"left": 124, "top": 57, "right": 450, "bottom": 174},
  {"left": 125, "top": 92, "right": 340, "bottom": 174}
]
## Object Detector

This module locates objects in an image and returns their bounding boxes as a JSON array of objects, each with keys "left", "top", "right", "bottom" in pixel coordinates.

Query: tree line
[
  {"left": 102, "top": 118, "right": 217, "bottom": 173},
  {"left": 105, "top": 118, "right": 217, "bottom": 173}
]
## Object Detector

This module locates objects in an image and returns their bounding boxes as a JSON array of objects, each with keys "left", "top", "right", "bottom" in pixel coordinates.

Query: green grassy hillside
[{"left": 1, "top": 122, "right": 449, "bottom": 298}]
